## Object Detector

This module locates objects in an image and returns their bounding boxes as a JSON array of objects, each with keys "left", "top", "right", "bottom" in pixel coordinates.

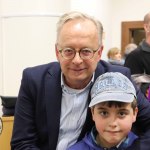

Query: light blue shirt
[{"left": 56, "top": 73, "right": 94, "bottom": 150}]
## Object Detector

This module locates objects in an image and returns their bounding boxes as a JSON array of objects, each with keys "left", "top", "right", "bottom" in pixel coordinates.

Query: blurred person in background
[
  {"left": 124, "top": 12, "right": 150, "bottom": 101},
  {"left": 123, "top": 43, "right": 137, "bottom": 60},
  {"left": 124, "top": 12, "right": 150, "bottom": 74},
  {"left": 107, "top": 47, "right": 124, "bottom": 65}
]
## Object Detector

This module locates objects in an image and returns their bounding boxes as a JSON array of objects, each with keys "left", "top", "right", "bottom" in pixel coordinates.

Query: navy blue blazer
[{"left": 11, "top": 60, "right": 150, "bottom": 150}]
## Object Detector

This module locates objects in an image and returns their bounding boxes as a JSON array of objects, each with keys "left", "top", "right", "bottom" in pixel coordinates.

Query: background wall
[
  {"left": 0, "top": 0, "right": 70, "bottom": 115},
  {"left": 110, "top": 0, "right": 150, "bottom": 51},
  {"left": 0, "top": 0, "right": 3, "bottom": 99},
  {"left": 0, "top": 0, "right": 150, "bottom": 116}
]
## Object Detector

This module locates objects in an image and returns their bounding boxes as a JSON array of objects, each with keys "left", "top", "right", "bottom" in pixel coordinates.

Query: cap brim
[{"left": 89, "top": 92, "right": 135, "bottom": 107}]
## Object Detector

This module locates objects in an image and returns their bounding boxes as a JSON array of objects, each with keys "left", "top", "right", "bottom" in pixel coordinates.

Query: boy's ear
[
  {"left": 55, "top": 44, "right": 60, "bottom": 61},
  {"left": 91, "top": 107, "right": 95, "bottom": 121},
  {"left": 91, "top": 107, "right": 94, "bottom": 114},
  {"left": 133, "top": 107, "right": 138, "bottom": 123}
]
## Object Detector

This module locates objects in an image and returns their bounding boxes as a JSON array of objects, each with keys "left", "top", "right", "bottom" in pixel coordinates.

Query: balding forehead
[{"left": 144, "top": 12, "right": 150, "bottom": 24}]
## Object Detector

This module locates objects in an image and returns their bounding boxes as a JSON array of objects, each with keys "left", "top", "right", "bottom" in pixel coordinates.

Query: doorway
[{"left": 121, "top": 21, "right": 144, "bottom": 55}]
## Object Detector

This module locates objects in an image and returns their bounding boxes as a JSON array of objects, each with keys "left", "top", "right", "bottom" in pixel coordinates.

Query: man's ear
[
  {"left": 97, "top": 45, "right": 104, "bottom": 60},
  {"left": 100, "top": 45, "right": 104, "bottom": 53},
  {"left": 55, "top": 44, "right": 59, "bottom": 61}
]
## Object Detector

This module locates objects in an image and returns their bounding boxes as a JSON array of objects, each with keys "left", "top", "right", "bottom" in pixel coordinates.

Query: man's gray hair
[{"left": 56, "top": 11, "right": 103, "bottom": 45}]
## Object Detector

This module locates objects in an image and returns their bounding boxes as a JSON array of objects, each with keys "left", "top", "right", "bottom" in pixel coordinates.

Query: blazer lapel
[
  {"left": 44, "top": 66, "right": 62, "bottom": 150},
  {"left": 94, "top": 61, "right": 107, "bottom": 81}
]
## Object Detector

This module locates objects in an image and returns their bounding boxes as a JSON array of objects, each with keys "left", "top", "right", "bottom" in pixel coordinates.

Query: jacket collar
[{"left": 45, "top": 62, "right": 62, "bottom": 150}]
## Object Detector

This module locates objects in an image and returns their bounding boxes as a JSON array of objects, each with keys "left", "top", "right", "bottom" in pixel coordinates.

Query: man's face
[
  {"left": 91, "top": 103, "right": 138, "bottom": 148},
  {"left": 56, "top": 19, "right": 102, "bottom": 89}
]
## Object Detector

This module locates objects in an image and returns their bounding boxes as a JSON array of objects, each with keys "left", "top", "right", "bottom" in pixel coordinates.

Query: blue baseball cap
[{"left": 89, "top": 72, "right": 137, "bottom": 107}]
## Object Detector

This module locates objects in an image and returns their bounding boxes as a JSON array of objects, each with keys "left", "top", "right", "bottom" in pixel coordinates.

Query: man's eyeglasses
[{"left": 58, "top": 47, "right": 100, "bottom": 60}]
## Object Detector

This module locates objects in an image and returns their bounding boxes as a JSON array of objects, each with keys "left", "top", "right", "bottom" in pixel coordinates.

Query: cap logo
[{"left": 92, "top": 74, "right": 132, "bottom": 98}]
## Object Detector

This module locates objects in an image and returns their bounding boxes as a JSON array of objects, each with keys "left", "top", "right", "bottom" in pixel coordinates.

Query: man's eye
[
  {"left": 64, "top": 48, "right": 73, "bottom": 53},
  {"left": 81, "top": 49, "right": 92, "bottom": 55},
  {"left": 63, "top": 49, "right": 74, "bottom": 55}
]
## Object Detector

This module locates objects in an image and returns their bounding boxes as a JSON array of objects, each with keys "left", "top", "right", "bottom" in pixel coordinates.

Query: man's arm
[{"left": 11, "top": 69, "right": 40, "bottom": 150}]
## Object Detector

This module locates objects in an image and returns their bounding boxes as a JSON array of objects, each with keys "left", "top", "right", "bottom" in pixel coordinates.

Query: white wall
[
  {"left": 111, "top": 0, "right": 150, "bottom": 50},
  {"left": 0, "top": 0, "right": 70, "bottom": 96},
  {"left": 0, "top": 0, "right": 70, "bottom": 116},
  {"left": 0, "top": 0, "right": 3, "bottom": 95},
  {"left": 0, "top": 0, "right": 3, "bottom": 116}
]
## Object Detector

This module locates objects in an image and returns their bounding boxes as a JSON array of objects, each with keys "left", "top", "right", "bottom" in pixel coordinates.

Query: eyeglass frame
[{"left": 57, "top": 45, "right": 100, "bottom": 60}]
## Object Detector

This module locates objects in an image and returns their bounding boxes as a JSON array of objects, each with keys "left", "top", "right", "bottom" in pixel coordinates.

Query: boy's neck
[
  {"left": 96, "top": 134, "right": 126, "bottom": 149},
  {"left": 96, "top": 134, "right": 115, "bottom": 148}
]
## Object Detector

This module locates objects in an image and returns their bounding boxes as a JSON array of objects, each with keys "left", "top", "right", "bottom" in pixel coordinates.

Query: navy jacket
[
  {"left": 68, "top": 131, "right": 138, "bottom": 150},
  {"left": 11, "top": 60, "right": 150, "bottom": 150}
]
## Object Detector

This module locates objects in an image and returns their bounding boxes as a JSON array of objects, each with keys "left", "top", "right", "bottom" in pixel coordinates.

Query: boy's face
[{"left": 91, "top": 102, "right": 138, "bottom": 148}]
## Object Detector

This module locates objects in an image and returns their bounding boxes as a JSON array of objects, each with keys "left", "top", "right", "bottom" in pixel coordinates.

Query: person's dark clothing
[{"left": 124, "top": 40, "right": 150, "bottom": 74}]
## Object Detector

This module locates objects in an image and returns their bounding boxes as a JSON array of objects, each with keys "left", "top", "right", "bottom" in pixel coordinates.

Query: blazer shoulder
[
  {"left": 22, "top": 62, "right": 61, "bottom": 83},
  {"left": 23, "top": 62, "right": 60, "bottom": 74},
  {"left": 99, "top": 60, "right": 130, "bottom": 73}
]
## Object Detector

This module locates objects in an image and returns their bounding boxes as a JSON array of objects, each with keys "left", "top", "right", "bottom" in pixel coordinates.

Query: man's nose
[{"left": 72, "top": 52, "right": 83, "bottom": 64}]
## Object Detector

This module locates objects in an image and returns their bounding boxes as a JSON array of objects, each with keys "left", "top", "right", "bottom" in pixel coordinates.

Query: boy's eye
[
  {"left": 118, "top": 112, "right": 127, "bottom": 118},
  {"left": 100, "top": 111, "right": 108, "bottom": 117}
]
